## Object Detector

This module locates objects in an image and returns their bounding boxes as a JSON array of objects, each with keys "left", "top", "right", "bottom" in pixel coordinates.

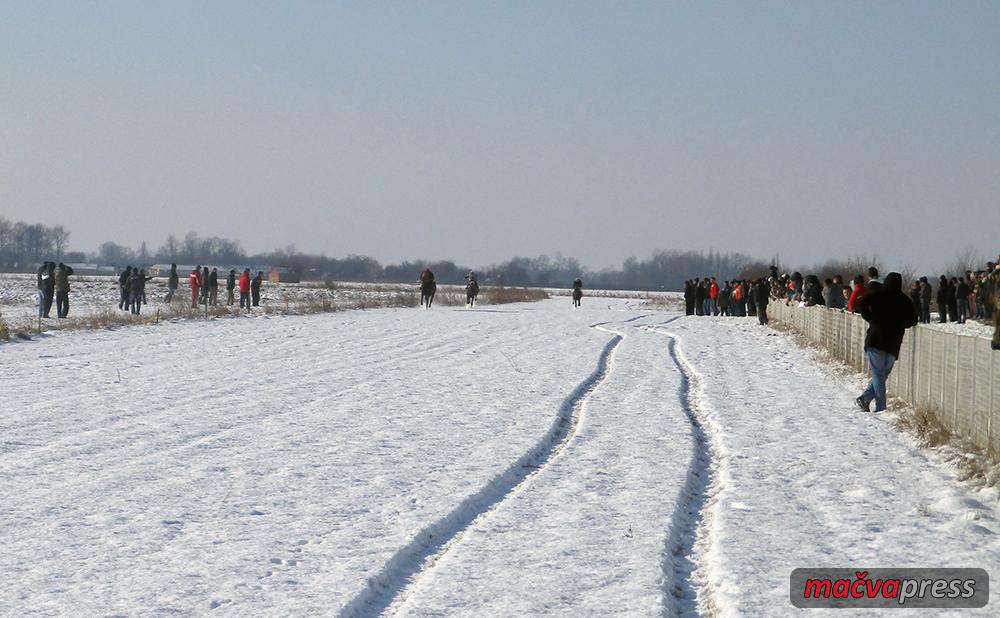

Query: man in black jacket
[
  {"left": 855, "top": 272, "right": 918, "bottom": 412},
  {"left": 919, "top": 277, "right": 932, "bottom": 324},
  {"left": 753, "top": 278, "right": 770, "bottom": 325}
]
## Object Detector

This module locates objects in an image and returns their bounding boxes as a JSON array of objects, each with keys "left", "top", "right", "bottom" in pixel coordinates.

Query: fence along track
[{"left": 769, "top": 302, "right": 1000, "bottom": 455}]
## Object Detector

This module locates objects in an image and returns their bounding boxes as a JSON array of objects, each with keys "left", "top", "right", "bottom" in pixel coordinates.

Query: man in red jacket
[
  {"left": 189, "top": 265, "right": 202, "bottom": 308},
  {"left": 709, "top": 278, "right": 719, "bottom": 315},
  {"left": 239, "top": 268, "right": 252, "bottom": 311}
]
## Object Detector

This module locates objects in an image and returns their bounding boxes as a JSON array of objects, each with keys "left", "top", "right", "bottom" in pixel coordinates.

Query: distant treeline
[
  {"left": 2, "top": 221, "right": 760, "bottom": 291},
  {"left": 0, "top": 217, "right": 76, "bottom": 267}
]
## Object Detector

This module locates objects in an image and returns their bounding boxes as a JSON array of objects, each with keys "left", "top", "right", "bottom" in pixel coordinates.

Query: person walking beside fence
[
  {"left": 165, "top": 264, "right": 179, "bottom": 303},
  {"left": 189, "top": 266, "right": 201, "bottom": 309},
  {"left": 54, "top": 262, "right": 74, "bottom": 318},
  {"left": 753, "top": 278, "right": 770, "bottom": 325},
  {"left": 855, "top": 272, "right": 918, "bottom": 413},
  {"left": 239, "top": 269, "right": 251, "bottom": 311}
]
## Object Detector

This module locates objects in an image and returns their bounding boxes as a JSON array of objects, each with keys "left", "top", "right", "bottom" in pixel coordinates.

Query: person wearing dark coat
[
  {"left": 165, "top": 264, "right": 179, "bottom": 303},
  {"left": 128, "top": 269, "right": 141, "bottom": 314},
  {"left": 936, "top": 275, "right": 949, "bottom": 323},
  {"left": 855, "top": 272, "right": 918, "bottom": 412},
  {"left": 41, "top": 262, "right": 56, "bottom": 317},
  {"left": 694, "top": 280, "right": 706, "bottom": 316},
  {"left": 226, "top": 270, "right": 237, "bottom": 306},
  {"left": 955, "top": 277, "right": 970, "bottom": 324},
  {"left": 947, "top": 277, "right": 959, "bottom": 322},
  {"left": 684, "top": 280, "right": 695, "bottom": 316},
  {"left": 198, "top": 266, "right": 210, "bottom": 304},
  {"left": 208, "top": 268, "right": 220, "bottom": 306},
  {"left": 753, "top": 279, "right": 770, "bottom": 325},
  {"left": 909, "top": 281, "right": 922, "bottom": 318},
  {"left": 36, "top": 262, "right": 51, "bottom": 318},
  {"left": 251, "top": 271, "right": 264, "bottom": 306},
  {"left": 919, "top": 277, "right": 932, "bottom": 324},
  {"left": 53, "top": 262, "right": 74, "bottom": 318},
  {"left": 118, "top": 266, "right": 132, "bottom": 310}
]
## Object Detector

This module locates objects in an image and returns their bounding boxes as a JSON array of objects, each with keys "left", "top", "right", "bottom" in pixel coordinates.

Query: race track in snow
[{"left": 2, "top": 298, "right": 999, "bottom": 617}]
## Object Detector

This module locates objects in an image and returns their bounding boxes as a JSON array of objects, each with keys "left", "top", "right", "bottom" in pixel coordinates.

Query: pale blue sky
[{"left": 2, "top": 1, "right": 998, "bottom": 272}]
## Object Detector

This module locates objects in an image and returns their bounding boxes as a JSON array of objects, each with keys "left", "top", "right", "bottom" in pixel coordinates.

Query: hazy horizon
[{"left": 3, "top": 2, "right": 998, "bottom": 274}]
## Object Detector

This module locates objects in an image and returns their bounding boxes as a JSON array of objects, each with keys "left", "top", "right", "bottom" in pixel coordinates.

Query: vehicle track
[
  {"left": 647, "top": 324, "right": 724, "bottom": 617},
  {"left": 338, "top": 326, "right": 625, "bottom": 617}
]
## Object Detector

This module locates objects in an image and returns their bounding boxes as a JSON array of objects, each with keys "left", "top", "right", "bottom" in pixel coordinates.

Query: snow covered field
[
  {"left": 2, "top": 298, "right": 998, "bottom": 616},
  {"left": 0, "top": 273, "right": 418, "bottom": 324}
]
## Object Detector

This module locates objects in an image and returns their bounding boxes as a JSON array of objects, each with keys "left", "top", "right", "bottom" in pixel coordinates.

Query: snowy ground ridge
[
  {"left": 649, "top": 322, "right": 729, "bottom": 618},
  {"left": 339, "top": 328, "right": 625, "bottom": 618}
]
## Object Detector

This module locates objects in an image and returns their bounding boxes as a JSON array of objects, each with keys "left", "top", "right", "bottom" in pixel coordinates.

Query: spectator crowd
[{"left": 684, "top": 257, "right": 1000, "bottom": 350}]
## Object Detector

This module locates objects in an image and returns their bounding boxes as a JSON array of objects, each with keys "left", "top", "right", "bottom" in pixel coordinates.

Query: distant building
[{"left": 268, "top": 266, "right": 300, "bottom": 283}]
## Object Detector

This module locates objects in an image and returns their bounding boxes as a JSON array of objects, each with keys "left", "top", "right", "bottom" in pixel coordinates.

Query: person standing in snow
[
  {"left": 753, "top": 278, "right": 770, "bottom": 326},
  {"left": 251, "top": 271, "right": 264, "bottom": 306},
  {"left": 226, "top": 269, "right": 236, "bottom": 306},
  {"left": 189, "top": 266, "right": 202, "bottom": 309},
  {"left": 955, "top": 276, "right": 970, "bottom": 324},
  {"left": 165, "top": 264, "right": 179, "bottom": 303},
  {"left": 208, "top": 268, "right": 219, "bottom": 306},
  {"left": 118, "top": 266, "right": 132, "bottom": 310},
  {"left": 936, "top": 275, "right": 949, "bottom": 323},
  {"left": 41, "top": 261, "right": 56, "bottom": 318},
  {"left": 200, "top": 266, "right": 210, "bottom": 305},
  {"left": 36, "top": 262, "right": 50, "bottom": 318},
  {"left": 855, "top": 272, "right": 918, "bottom": 413},
  {"left": 239, "top": 269, "right": 251, "bottom": 310},
  {"left": 708, "top": 278, "right": 719, "bottom": 316},
  {"left": 919, "top": 277, "right": 932, "bottom": 324},
  {"left": 54, "top": 262, "right": 74, "bottom": 318}
]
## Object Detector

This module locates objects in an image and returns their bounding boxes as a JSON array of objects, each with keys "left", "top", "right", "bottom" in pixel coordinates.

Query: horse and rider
[
  {"left": 465, "top": 271, "right": 480, "bottom": 308},
  {"left": 419, "top": 268, "right": 436, "bottom": 308},
  {"left": 572, "top": 278, "right": 583, "bottom": 307}
]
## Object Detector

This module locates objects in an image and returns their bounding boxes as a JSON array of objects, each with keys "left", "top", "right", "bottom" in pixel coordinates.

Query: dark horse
[
  {"left": 572, "top": 278, "right": 583, "bottom": 307},
  {"left": 466, "top": 280, "right": 480, "bottom": 307},
  {"left": 421, "top": 280, "right": 437, "bottom": 308}
]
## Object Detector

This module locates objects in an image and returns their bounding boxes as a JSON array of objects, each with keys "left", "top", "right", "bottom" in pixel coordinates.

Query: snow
[{"left": 2, "top": 298, "right": 999, "bottom": 616}]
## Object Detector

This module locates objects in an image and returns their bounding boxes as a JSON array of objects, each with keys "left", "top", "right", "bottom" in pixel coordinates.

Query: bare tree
[{"left": 50, "top": 225, "right": 70, "bottom": 259}]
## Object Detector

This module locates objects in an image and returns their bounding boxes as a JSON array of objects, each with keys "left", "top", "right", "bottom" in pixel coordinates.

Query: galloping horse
[
  {"left": 421, "top": 280, "right": 437, "bottom": 308},
  {"left": 466, "top": 280, "right": 480, "bottom": 308}
]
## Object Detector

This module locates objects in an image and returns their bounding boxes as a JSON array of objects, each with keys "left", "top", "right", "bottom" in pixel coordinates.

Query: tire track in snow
[
  {"left": 339, "top": 326, "right": 625, "bottom": 618},
  {"left": 647, "top": 323, "right": 726, "bottom": 617}
]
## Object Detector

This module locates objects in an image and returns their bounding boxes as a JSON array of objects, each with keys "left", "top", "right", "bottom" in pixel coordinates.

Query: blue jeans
[
  {"left": 861, "top": 348, "right": 896, "bottom": 412},
  {"left": 957, "top": 298, "right": 968, "bottom": 324}
]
